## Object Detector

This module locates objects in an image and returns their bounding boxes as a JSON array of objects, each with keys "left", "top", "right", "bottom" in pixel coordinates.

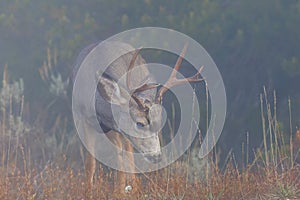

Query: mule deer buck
[{"left": 72, "top": 41, "right": 203, "bottom": 195}]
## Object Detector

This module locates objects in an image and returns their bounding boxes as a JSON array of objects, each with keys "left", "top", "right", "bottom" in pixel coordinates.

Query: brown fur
[{"left": 85, "top": 130, "right": 140, "bottom": 197}]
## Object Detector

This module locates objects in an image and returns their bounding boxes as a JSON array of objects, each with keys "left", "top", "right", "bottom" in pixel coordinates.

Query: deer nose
[{"left": 145, "top": 153, "right": 162, "bottom": 163}]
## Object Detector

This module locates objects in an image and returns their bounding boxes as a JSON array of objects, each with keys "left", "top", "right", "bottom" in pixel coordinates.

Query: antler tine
[
  {"left": 127, "top": 48, "right": 142, "bottom": 90},
  {"left": 170, "top": 42, "right": 188, "bottom": 78},
  {"left": 134, "top": 83, "right": 159, "bottom": 93},
  {"left": 126, "top": 47, "right": 159, "bottom": 109},
  {"left": 131, "top": 93, "right": 146, "bottom": 110},
  {"left": 185, "top": 65, "right": 204, "bottom": 82},
  {"left": 156, "top": 44, "right": 204, "bottom": 103},
  {"left": 130, "top": 83, "right": 160, "bottom": 110}
]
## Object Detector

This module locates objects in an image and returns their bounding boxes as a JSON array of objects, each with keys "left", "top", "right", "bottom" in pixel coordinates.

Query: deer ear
[{"left": 98, "top": 76, "right": 128, "bottom": 105}]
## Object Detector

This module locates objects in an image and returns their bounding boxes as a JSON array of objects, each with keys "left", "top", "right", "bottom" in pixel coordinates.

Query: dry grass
[
  {"left": 0, "top": 66, "right": 300, "bottom": 199},
  {"left": 0, "top": 154, "right": 299, "bottom": 199}
]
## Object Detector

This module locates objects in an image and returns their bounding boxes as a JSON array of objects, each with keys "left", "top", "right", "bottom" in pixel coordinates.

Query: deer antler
[
  {"left": 127, "top": 48, "right": 159, "bottom": 109},
  {"left": 126, "top": 48, "right": 142, "bottom": 91},
  {"left": 126, "top": 44, "right": 203, "bottom": 106},
  {"left": 156, "top": 43, "right": 204, "bottom": 104}
]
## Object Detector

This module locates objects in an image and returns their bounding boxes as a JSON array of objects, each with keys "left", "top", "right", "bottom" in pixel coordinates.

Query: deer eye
[{"left": 136, "top": 122, "right": 145, "bottom": 128}]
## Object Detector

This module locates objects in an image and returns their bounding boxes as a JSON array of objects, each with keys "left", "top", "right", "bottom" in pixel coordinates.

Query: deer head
[{"left": 94, "top": 42, "right": 203, "bottom": 163}]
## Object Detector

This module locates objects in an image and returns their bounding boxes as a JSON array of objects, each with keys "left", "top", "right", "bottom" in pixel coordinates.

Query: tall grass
[{"left": 0, "top": 62, "right": 299, "bottom": 199}]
